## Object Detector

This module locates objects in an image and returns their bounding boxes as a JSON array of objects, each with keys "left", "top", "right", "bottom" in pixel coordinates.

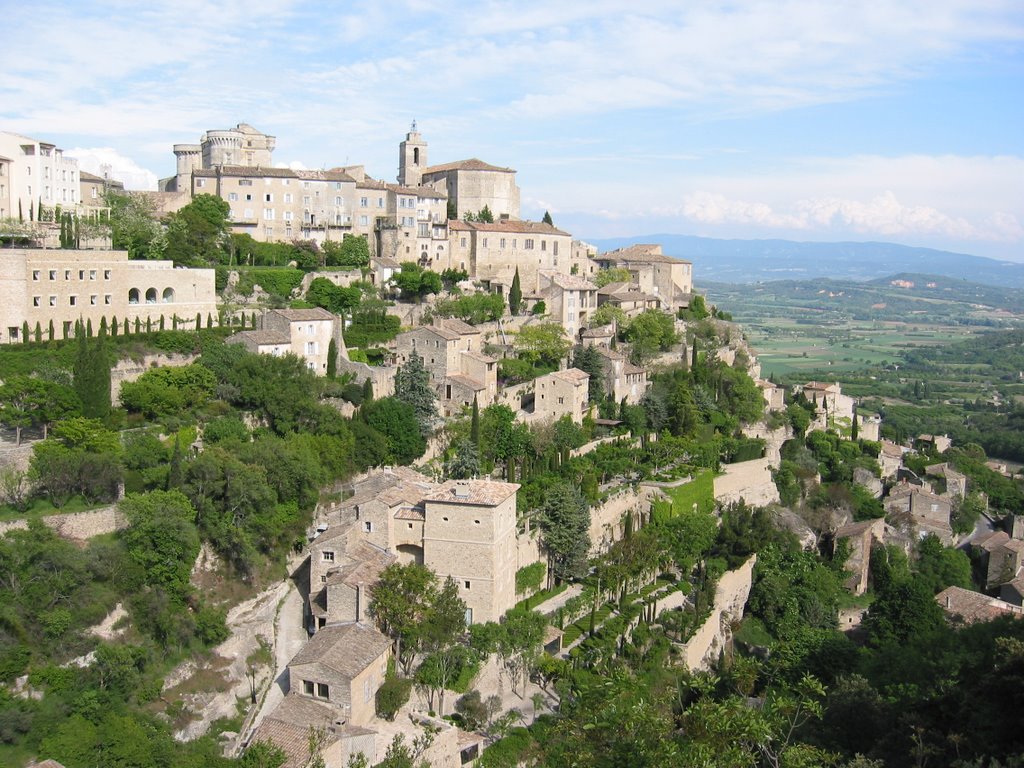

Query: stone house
[
  {"left": 756, "top": 379, "right": 785, "bottom": 412},
  {"left": 226, "top": 307, "right": 345, "bottom": 375},
  {"left": 250, "top": 694, "right": 377, "bottom": 768},
  {"left": 418, "top": 156, "right": 520, "bottom": 221},
  {"left": 421, "top": 480, "right": 520, "bottom": 625},
  {"left": 593, "top": 346, "right": 649, "bottom": 405},
  {"left": 924, "top": 462, "right": 968, "bottom": 500},
  {"left": 446, "top": 219, "right": 573, "bottom": 295},
  {"left": 1000, "top": 576, "right": 1024, "bottom": 607},
  {"left": 531, "top": 368, "right": 591, "bottom": 424},
  {"left": 592, "top": 244, "right": 693, "bottom": 313},
  {"left": 936, "top": 586, "right": 1024, "bottom": 625},
  {"left": 79, "top": 170, "right": 124, "bottom": 212},
  {"left": 879, "top": 440, "right": 905, "bottom": 479},
  {"left": 975, "top": 531, "right": 1024, "bottom": 590},
  {"left": 0, "top": 248, "right": 216, "bottom": 344},
  {"left": 800, "top": 381, "right": 855, "bottom": 425},
  {"left": 833, "top": 518, "right": 885, "bottom": 595},
  {"left": 884, "top": 482, "right": 953, "bottom": 542},
  {"left": 580, "top": 325, "right": 614, "bottom": 349},
  {"left": 287, "top": 621, "right": 392, "bottom": 727},
  {"left": 596, "top": 281, "right": 660, "bottom": 318},
  {"left": 393, "top": 321, "right": 498, "bottom": 415},
  {"left": 322, "top": 469, "right": 522, "bottom": 625},
  {"left": 536, "top": 271, "right": 597, "bottom": 341},
  {"left": 916, "top": 433, "right": 953, "bottom": 454},
  {"left": 0, "top": 131, "right": 81, "bottom": 217},
  {"left": 858, "top": 412, "right": 882, "bottom": 442}
]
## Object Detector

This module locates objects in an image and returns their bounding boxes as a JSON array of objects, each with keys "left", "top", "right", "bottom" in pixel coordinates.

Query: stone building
[
  {"left": 833, "top": 518, "right": 885, "bottom": 595},
  {"left": 531, "top": 368, "right": 591, "bottom": 424},
  {"left": 884, "top": 482, "right": 953, "bottom": 542},
  {"left": 596, "top": 281, "right": 660, "bottom": 318},
  {"left": 593, "top": 244, "right": 693, "bottom": 312},
  {"left": 162, "top": 122, "right": 276, "bottom": 193},
  {"left": 593, "top": 347, "right": 648, "bottom": 405},
  {"left": 536, "top": 271, "right": 597, "bottom": 341},
  {"left": 418, "top": 152, "right": 520, "bottom": 221},
  {"left": 936, "top": 585, "right": 1024, "bottom": 625},
  {"left": 421, "top": 480, "right": 520, "bottom": 625},
  {"left": 446, "top": 219, "right": 573, "bottom": 294},
  {"left": 393, "top": 321, "right": 498, "bottom": 415},
  {"left": 226, "top": 307, "right": 345, "bottom": 375},
  {"left": 0, "top": 248, "right": 216, "bottom": 344},
  {"left": 78, "top": 171, "right": 123, "bottom": 213},
  {"left": 250, "top": 694, "right": 377, "bottom": 768},
  {"left": 0, "top": 131, "right": 81, "bottom": 219},
  {"left": 286, "top": 621, "right": 392, "bottom": 727},
  {"left": 756, "top": 379, "right": 786, "bottom": 412}
]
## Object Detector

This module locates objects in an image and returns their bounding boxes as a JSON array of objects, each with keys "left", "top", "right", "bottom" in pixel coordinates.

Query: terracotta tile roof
[
  {"left": 228, "top": 329, "right": 291, "bottom": 346},
  {"left": 552, "top": 368, "right": 590, "bottom": 383},
  {"left": 393, "top": 506, "right": 426, "bottom": 521},
  {"left": 288, "top": 622, "right": 391, "bottom": 679},
  {"left": 356, "top": 177, "right": 390, "bottom": 190},
  {"left": 834, "top": 519, "right": 883, "bottom": 539},
  {"left": 622, "top": 363, "right": 646, "bottom": 375},
  {"left": 462, "top": 350, "right": 497, "bottom": 364},
  {"left": 936, "top": 586, "right": 1024, "bottom": 624},
  {"left": 597, "top": 281, "right": 631, "bottom": 295},
  {"left": 270, "top": 307, "right": 337, "bottom": 322},
  {"left": 28, "top": 761, "right": 68, "bottom": 768},
  {"left": 295, "top": 169, "right": 358, "bottom": 183},
  {"left": 448, "top": 219, "right": 570, "bottom": 236},
  {"left": 387, "top": 183, "right": 422, "bottom": 196},
  {"left": 414, "top": 186, "right": 448, "bottom": 199},
  {"left": 542, "top": 272, "right": 597, "bottom": 291},
  {"left": 424, "top": 480, "right": 519, "bottom": 506},
  {"left": 422, "top": 158, "right": 515, "bottom": 174},
  {"left": 374, "top": 255, "right": 401, "bottom": 268},
  {"left": 599, "top": 244, "right": 688, "bottom": 264},
  {"left": 326, "top": 542, "right": 396, "bottom": 587},
  {"left": 404, "top": 325, "right": 461, "bottom": 342},
  {"left": 594, "top": 346, "right": 625, "bottom": 361},
  {"left": 976, "top": 531, "right": 1010, "bottom": 552},
  {"left": 437, "top": 317, "right": 479, "bottom": 335},
  {"left": 447, "top": 373, "right": 487, "bottom": 391},
  {"left": 377, "top": 480, "right": 434, "bottom": 507}
]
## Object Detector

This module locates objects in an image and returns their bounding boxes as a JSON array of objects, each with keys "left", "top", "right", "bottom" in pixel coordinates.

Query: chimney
[
  {"left": 946, "top": 594, "right": 952, "bottom": 609},
  {"left": 454, "top": 480, "right": 471, "bottom": 499}
]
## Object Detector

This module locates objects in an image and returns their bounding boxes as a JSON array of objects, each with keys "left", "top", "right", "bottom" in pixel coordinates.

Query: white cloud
[{"left": 66, "top": 147, "right": 159, "bottom": 191}]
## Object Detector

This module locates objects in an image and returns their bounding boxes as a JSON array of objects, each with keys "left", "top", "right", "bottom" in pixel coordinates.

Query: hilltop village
[{"left": 1, "top": 125, "right": 1023, "bottom": 768}]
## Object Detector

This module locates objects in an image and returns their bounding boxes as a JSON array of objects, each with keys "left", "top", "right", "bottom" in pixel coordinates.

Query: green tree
[
  {"left": 445, "top": 439, "right": 481, "bottom": 479},
  {"left": 470, "top": 394, "right": 481, "bottom": 446},
  {"left": 539, "top": 482, "right": 591, "bottom": 582},
  {"left": 394, "top": 351, "right": 437, "bottom": 437},
  {"left": 914, "top": 534, "right": 972, "bottom": 594},
  {"left": 322, "top": 234, "right": 371, "bottom": 267},
  {"left": 72, "top": 323, "right": 111, "bottom": 419},
  {"left": 392, "top": 262, "right": 442, "bottom": 302},
  {"left": 360, "top": 397, "right": 426, "bottom": 465},
  {"left": 509, "top": 267, "right": 523, "bottom": 315},
  {"left": 625, "top": 309, "right": 678, "bottom": 365},
  {"left": 496, "top": 607, "right": 546, "bottom": 697},
  {"left": 571, "top": 345, "right": 605, "bottom": 403},
  {"left": 119, "top": 490, "right": 200, "bottom": 601},
  {"left": 542, "top": 210, "right": 554, "bottom": 226},
  {"left": 163, "top": 193, "right": 230, "bottom": 266},
  {"left": 591, "top": 303, "right": 627, "bottom": 330},
  {"left": 515, "top": 323, "right": 571, "bottom": 368},
  {"left": 594, "top": 267, "right": 632, "bottom": 288},
  {"left": 327, "top": 337, "right": 338, "bottom": 379}
]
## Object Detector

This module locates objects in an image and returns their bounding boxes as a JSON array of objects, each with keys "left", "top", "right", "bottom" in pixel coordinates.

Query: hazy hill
[{"left": 588, "top": 234, "right": 1024, "bottom": 288}]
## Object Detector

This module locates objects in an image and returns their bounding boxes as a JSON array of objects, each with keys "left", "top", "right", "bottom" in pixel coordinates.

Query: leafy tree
[
  {"left": 470, "top": 394, "right": 481, "bottom": 446},
  {"left": 539, "top": 481, "right": 591, "bottom": 582},
  {"left": 323, "top": 235, "right": 371, "bottom": 268},
  {"left": 163, "top": 193, "right": 230, "bottom": 266},
  {"left": 360, "top": 397, "right": 427, "bottom": 465},
  {"left": 542, "top": 210, "right": 554, "bottom": 226},
  {"left": 306, "top": 277, "right": 362, "bottom": 314},
  {"left": 119, "top": 490, "right": 200, "bottom": 601},
  {"left": 625, "top": 309, "right": 677, "bottom": 365},
  {"left": 571, "top": 345, "right": 605, "bottom": 403},
  {"left": 509, "top": 268, "right": 522, "bottom": 315},
  {"left": 392, "top": 262, "right": 442, "bottom": 302},
  {"left": 394, "top": 351, "right": 437, "bottom": 436},
  {"left": 119, "top": 364, "right": 217, "bottom": 419},
  {"left": 594, "top": 267, "right": 632, "bottom": 288},
  {"left": 445, "top": 439, "right": 481, "bottom": 479},
  {"left": 862, "top": 575, "right": 945, "bottom": 647},
  {"left": 496, "top": 607, "right": 546, "bottom": 697},
  {"left": 913, "top": 534, "right": 972, "bottom": 594},
  {"left": 73, "top": 324, "right": 111, "bottom": 419},
  {"left": 590, "top": 303, "right": 627, "bottom": 330},
  {"left": 0, "top": 375, "right": 80, "bottom": 444},
  {"left": 951, "top": 491, "right": 986, "bottom": 535},
  {"left": 514, "top": 323, "right": 571, "bottom": 368}
]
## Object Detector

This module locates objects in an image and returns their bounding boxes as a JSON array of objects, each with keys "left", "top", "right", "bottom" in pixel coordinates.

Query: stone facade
[
  {"left": 226, "top": 308, "right": 346, "bottom": 375},
  {"left": 530, "top": 368, "right": 590, "bottom": 424},
  {"left": 593, "top": 347, "right": 648, "bottom": 405},
  {"left": 0, "top": 131, "right": 80, "bottom": 220},
  {"left": 447, "top": 220, "right": 572, "bottom": 294},
  {"left": 593, "top": 244, "right": 693, "bottom": 313},
  {"left": 420, "top": 158, "right": 520, "bottom": 221},
  {"left": 536, "top": 271, "right": 597, "bottom": 340},
  {"left": 0, "top": 249, "right": 216, "bottom": 344},
  {"left": 833, "top": 518, "right": 885, "bottom": 595}
]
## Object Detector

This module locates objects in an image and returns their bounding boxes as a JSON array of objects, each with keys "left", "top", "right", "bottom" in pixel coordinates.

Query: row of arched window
[{"left": 127, "top": 287, "right": 175, "bottom": 305}]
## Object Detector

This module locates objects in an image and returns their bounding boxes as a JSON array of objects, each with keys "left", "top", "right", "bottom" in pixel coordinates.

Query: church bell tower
[{"left": 398, "top": 121, "right": 427, "bottom": 186}]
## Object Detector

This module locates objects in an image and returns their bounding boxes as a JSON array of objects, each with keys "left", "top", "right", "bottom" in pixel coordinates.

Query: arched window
[
  {"left": 128, "top": 288, "right": 140, "bottom": 305},
  {"left": 162, "top": 287, "right": 175, "bottom": 303},
  {"left": 145, "top": 288, "right": 157, "bottom": 304},
  {"left": 413, "top": 147, "right": 419, "bottom": 165}
]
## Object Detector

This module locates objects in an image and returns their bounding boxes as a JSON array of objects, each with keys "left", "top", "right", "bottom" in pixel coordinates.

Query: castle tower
[
  {"left": 172, "top": 144, "right": 201, "bottom": 193},
  {"left": 201, "top": 129, "right": 244, "bottom": 169},
  {"left": 398, "top": 121, "right": 427, "bottom": 186}
]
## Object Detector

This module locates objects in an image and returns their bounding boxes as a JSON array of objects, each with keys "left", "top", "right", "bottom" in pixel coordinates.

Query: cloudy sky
[{"left": 3, "top": 1, "right": 1022, "bottom": 259}]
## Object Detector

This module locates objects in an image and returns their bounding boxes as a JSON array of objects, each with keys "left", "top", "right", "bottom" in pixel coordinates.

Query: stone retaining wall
[
  {"left": 0, "top": 504, "right": 126, "bottom": 540},
  {"left": 111, "top": 351, "right": 198, "bottom": 404},
  {"left": 713, "top": 457, "right": 779, "bottom": 507},
  {"left": 679, "top": 555, "right": 756, "bottom": 671}
]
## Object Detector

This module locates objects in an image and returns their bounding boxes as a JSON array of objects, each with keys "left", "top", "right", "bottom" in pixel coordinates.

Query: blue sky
[{"left": 3, "top": 0, "right": 1022, "bottom": 259}]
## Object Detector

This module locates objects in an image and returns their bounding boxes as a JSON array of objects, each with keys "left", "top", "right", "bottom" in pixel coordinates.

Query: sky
[{"left": 3, "top": 0, "right": 1023, "bottom": 260}]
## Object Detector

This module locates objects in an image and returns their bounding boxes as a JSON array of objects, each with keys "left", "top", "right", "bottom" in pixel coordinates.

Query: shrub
[{"left": 376, "top": 676, "right": 412, "bottom": 721}]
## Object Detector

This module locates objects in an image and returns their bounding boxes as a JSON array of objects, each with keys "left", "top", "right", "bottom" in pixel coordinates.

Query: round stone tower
[{"left": 173, "top": 144, "right": 201, "bottom": 193}]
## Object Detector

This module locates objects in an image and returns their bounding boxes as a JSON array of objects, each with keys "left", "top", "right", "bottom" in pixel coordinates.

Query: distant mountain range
[{"left": 588, "top": 234, "right": 1024, "bottom": 289}]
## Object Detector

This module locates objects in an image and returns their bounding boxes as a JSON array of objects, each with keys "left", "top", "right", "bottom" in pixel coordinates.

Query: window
[
  {"left": 464, "top": 580, "right": 471, "bottom": 589},
  {"left": 90, "top": 295, "right": 97, "bottom": 305},
  {"left": 238, "top": 179, "right": 253, "bottom": 186},
  {"left": 69, "top": 296, "right": 76, "bottom": 306},
  {"left": 162, "top": 287, "right": 174, "bottom": 303},
  {"left": 245, "top": 193, "right": 252, "bottom": 201},
  {"left": 377, "top": 197, "right": 384, "bottom": 207},
  {"left": 359, "top": 215, "right": 369, "bottom": 226},
  {"left": 104, "top": 295, "right": 111, "bottom": 305},
  {"left": 244, "top": 208, "right": 253, "bottom": 219},
  {"left": 553, "top": 242, "right": 559, "bottom": 256},
  {"left": 79, "top": 270, "right": 84, "bottom": 280},
  {"left": 265, "top": 193, "right": 273, "bottom": 202},
  {"left": 364, "top": 680, "right": 372, "bottom": 703},
  {"left": 128, "top": 288, "right": 139, "bottom": 304},
  {"left": 32, "top": 296, "right": 40, "bottom": 306},
  {"left": 228, "top": 192, "right": 238, "bottom": 201},
  {"left": 482, "top": 238, "right": 488, "bottom": 247},
  {"left": 305, "top": 341, "right": 318, "bottom": 354},
  {"left": 317, "top": 683, "right": 329, "bottom": 699},
  {"left": 284, "top": 193, "right": 292, "bottom": 203},
  {"left": 89, "top": 270, "right": 96, "bottom": 280},
  {"left": 321, "top": 575, "right": 327, "bottom": 583},
  {"left": 32, "top": 270, "right": 39, "bottom": 281},
  {"left": 360, "top": 197, "right": 368, "bottom": 207},
  {"left": 303, "top": 680, "right": 314, "bottom": 695},
  {"left": 284, "top": 211, "right": 293, "bottom": 221},
  {"left": 322, "top": 551, "right": 335, "bottom": 562},
  {"left": 512, "top": 239, "right": 517, "bottom": 248},
  {"left": 364, "top": 521, "right": 373, "bottom": 532},
  {"left": 48, "top": 270, "right": 56, "bottom": 280},
  {"left": 460, "top": 237, "right": 467, "bottom": 247},
  {"left": 541, "top": 240, "right": 547, "bottom": 251},
  {"left": 263, "top": 208, "right": 274, "bottom": 220},
  {"left": 103, "top": 270, "right": 111, "bottom": 280},
  {"left": 525, "top": 239, "right": 534, "bottom": 249},
  {"left": 195, "top": 178, "right": 205, "bottom": 188}
]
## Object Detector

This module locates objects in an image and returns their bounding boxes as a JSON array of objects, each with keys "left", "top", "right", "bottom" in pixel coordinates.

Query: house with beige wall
[
  {"left": 0, "top": 249, "right": 215, "bottom": 344},
  {"left": 593, "top": 244, "right": 693, "bottom": 313},
  {"left": 593, "top": 347, "right": 648, "bottom": 405},
  {"left": 447, "top": 219, "right": 573, "bottom": 294},
  {"left": 0, "top": 131, "right": 80, "bottom": 219},
  {"left": 250, "top": 693, "right": 377, "bottom": 768},
  {"left": 79, "top": 170, "right": 123, "bottom": 212},
  {"left": 226, "top": 308, "right": 345, "bottom": 374},
  {"left": 537, "top": 271, "right": 597, "bottom": 340},
  {"left": 531, "top": 368, "right": 591, "bottom": 424},
  {"left": 420, "top": 158, "right": 520, "bottom": 221}
]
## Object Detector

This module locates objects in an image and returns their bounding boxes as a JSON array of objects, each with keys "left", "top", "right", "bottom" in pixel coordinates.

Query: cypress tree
[
  {"left": 159, "top": 315, "right": 165, "bottom": 331},
  {"left": 172, "top": 315, "right": 178, "bottom": 330},
  {"left": 86, "top": 318, "right": 93, "bottom": 338},
  {"left": 135, "top": 317, "right": 141, "bottom": 334},
  {"left": 34, "top": 322, "right": 41, "bottom": 343},
  {"left": 21, "top": 321, "right": 29, "bottom": 344},
  {"left": 18, "top": 199, "right": 23, "bottom": 222},
  {"left": 73, "top": 215, "right": 80, "bottom": 248},
  {"left": 73, "top": 324, "right": 111, "bottom": 419},
  {"left": 99, "top": 316, "right": 108, "bottom": 336},
  {"left": 208, "top": 313, "right": 214, "bottom": 329},
  {"left": 509, "top": 268, "right": 522, "bottom": 315},
  {"left": 251, "top": 311, "right": 257, "bottom": 328},
  {"left": 110, "top": 317, "right": 118, "bottom": 337},
  {"left": 851, "top": 412, "right": 859, "bottom": 441},
  {"left": 362, "top": 377, "right": 374, "bottom": 403},
  {"left": 48, "top": 319, "right": 54, "bottom": 341},
  {"left": 327, "top": 338, "right": 338, "bottom": 379},
  {"left": 195, "top": 313, "right": 202, "bottom": 330},
  {"left": 36, "top": 199, "right": 42, "bottom": 222},
  {"left": 146, "top": 317, "right": 152, "bottom": 333},
  {"left": 691, "top": 340, "right": 698, "bottom": 369},
  {"left": 542, "top": 210, "right": 553, "bottom": 226},
  {"left": 470, "top": 394, "right": 480, "bottom": 447}
]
